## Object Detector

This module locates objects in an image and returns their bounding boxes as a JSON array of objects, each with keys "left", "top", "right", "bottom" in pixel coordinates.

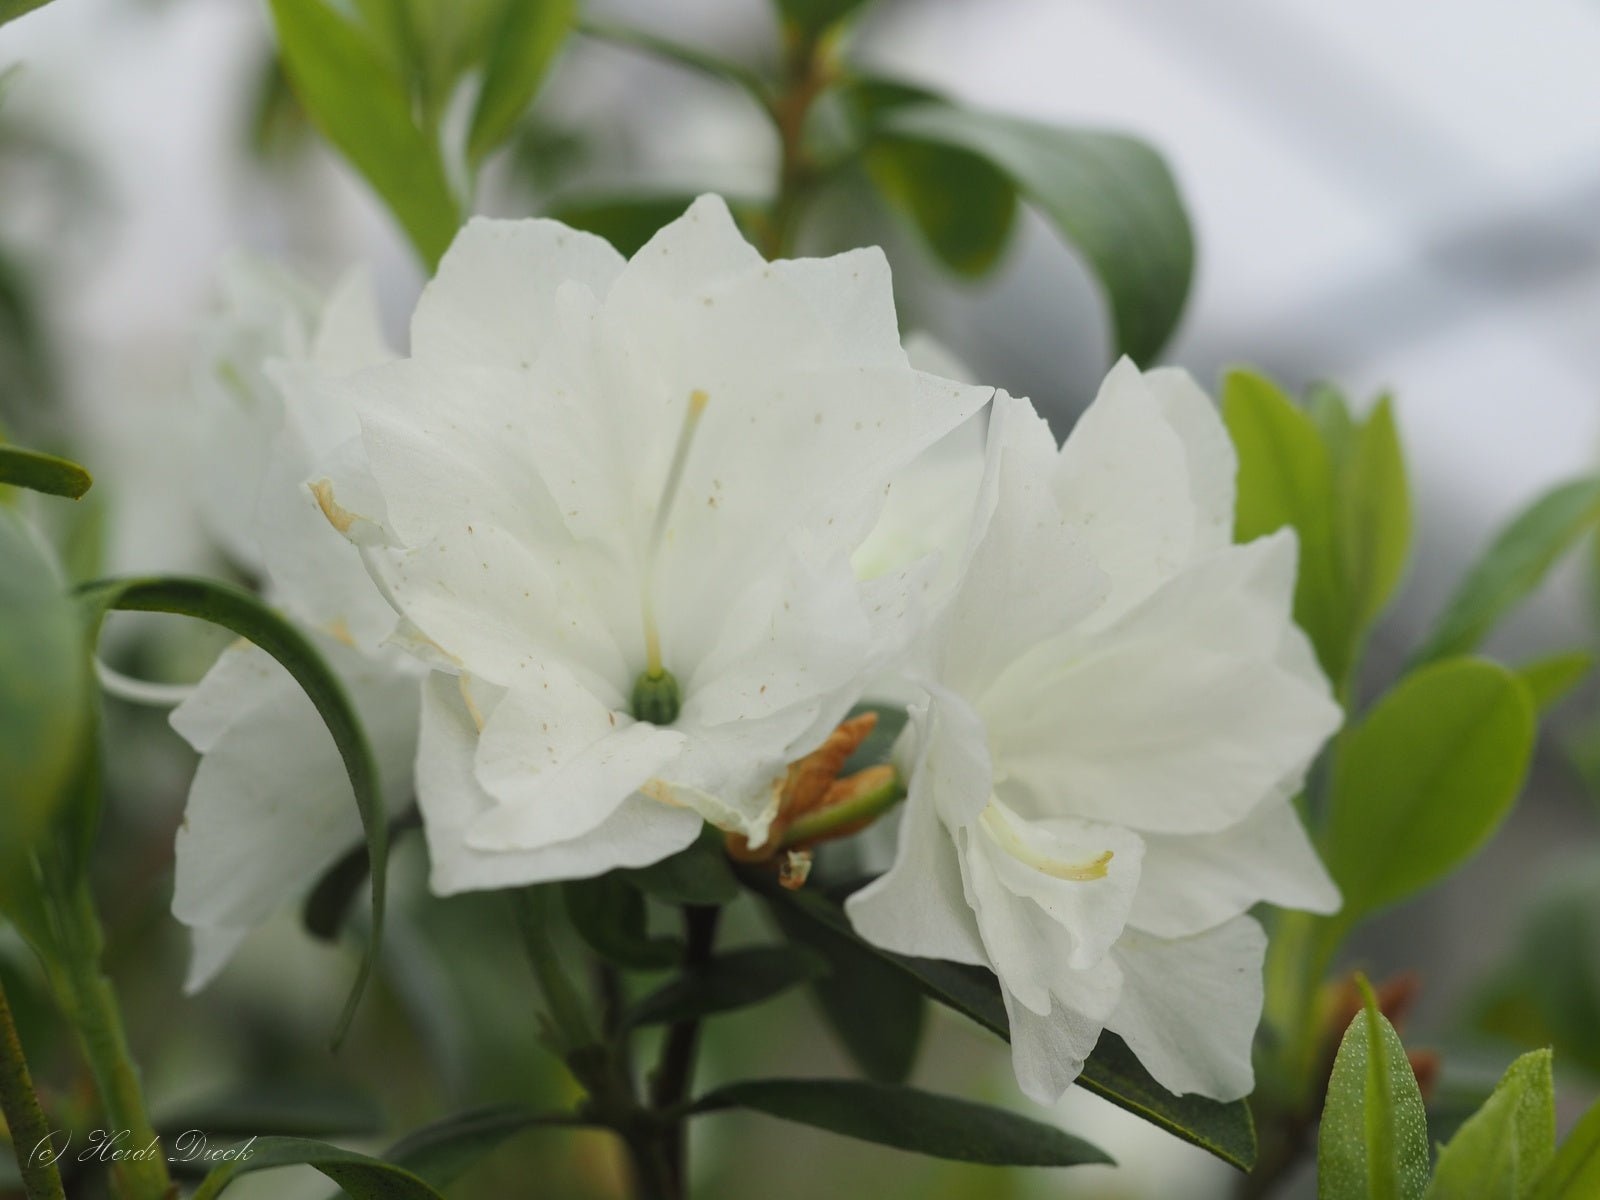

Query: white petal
[
  {"left": 468, "top": 668, "right": 687, "bottom": 852},
  {"left": 1003, "top": 960, "right": 1123, "bottom": 1105},
  {"left": 416, "top": 673, "right": 700, "bottom": 894},
  {"left": 1143, "top": 367, "right": 1236, "bottom": 559},
  {"left": 311, "top": 267, "right": 395, "bottom": 376},
  {"left": 1106, "top": 917, "right": 1267, "bottom": 1101},
  {"left": 411, "top": 216, "right": 624, "bottom": 367},
  {"left": 606, "top": 194, "right": 764, "bottom": 315},
  {"left": 184, "top": 925, "right": 250, "bottom": 995},
  {"left": 1130, "top": 793, "right": 1339, "bottom": 938},
  {"left": 169, "top": 638, "right": 419, "bottom": 987}
]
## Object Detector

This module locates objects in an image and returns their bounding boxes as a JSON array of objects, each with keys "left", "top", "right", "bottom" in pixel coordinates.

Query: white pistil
[
  {"left": 640, "top": 389, "right": 708, "bottom": 677},
  {"left": 980, "top": 802, "right": 1114, "bottom": 882}
]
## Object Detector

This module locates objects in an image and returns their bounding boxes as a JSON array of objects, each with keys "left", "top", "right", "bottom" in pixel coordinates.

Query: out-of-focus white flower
[
  {"left": 171, "top": 259, "right": 419, "bottom": 992},
  {"left": 847, "top": 362, "right": 1342, "bottom": 1104},
  {"left": 312, "top": 195, "right": 989, "bottom": 893}
]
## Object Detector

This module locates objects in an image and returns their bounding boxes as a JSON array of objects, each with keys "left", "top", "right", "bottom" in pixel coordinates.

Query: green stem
[
  {"left": 648, "top": 905, "right": 720, "bottom": 1198},
  {"left": 512, "top": 886, "right": 599, "bottom": 1053},
  {"left": 762, "top": 27, "right": 833, "bottom": 259},
  {"left": 42, "top": 877, "right": 172, "bottom": 1200},
  {"left": 0, "top": 976, "right": 66, "bottom": 1200}
]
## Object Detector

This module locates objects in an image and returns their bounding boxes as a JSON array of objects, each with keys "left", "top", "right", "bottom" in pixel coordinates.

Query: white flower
[
  {"left": 314, "top": 195, "right": 989, "bottom": 893},
  {"left": 846, "top": 361, "right": 1343, "bottom": 1103},
  {"left": 171, "top": 259, "right": 419, "bottom": 992}
]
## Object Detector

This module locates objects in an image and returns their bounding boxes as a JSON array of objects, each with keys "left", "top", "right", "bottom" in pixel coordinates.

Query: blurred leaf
[
  {"left": 467, "top": 0, "right": 576, "bottom": 166},
  {"left": 1323, "top": 659, "right": 1535, "bottom": 928},
  {"left": 766, "top": 886, "right": 926, "bottom": 1082},
  {"left": 870, "top": 102, "right": 1193, "bottom": 364},
  {"left": 76, "top": 576, "right": 386, "bottom": 1044},
  {"left": 1530, "top": 1091, "right": 1600, "bottom": 1200},
  {"left": 1516, "top": 650, "right": 1592, "bottom": 713},
  {"left": 693, "top": 1078, "right": 1112, "bottom": 1166},
  {"left": 0, "top": 509, "right": 87, "bottom": 879},
  {"left": 0, "top": 1, "right": 55, "bottom": 30},
  {"left": 0, "top": 443, "right": 90, "bottom": 499},
  {"left": 303, "top": 809, "right": 420, "bottom": 942},
  {"left": 564, "top": 874, "right": 682, "bottom": 970},
  {"left": 382, "top": 1105, "right": 587, "bottom": 1190},
  {"left": 773, "top": 0, "right": 872, "bottom": 37},
  {"left": 863, "top": 136, "right": 1017, "bottom": 277},
  {"left": 1317, "top": 978, "right": 1430, "bottom": 1200},
  {"left": 1411, "top": 476, "right": 1600, "bottom": 668},
  {"left": 190, "top": 1136, "right": 444, "bottom": 1200},
  {"left": 626, "top": 946, "right": 825, "bottom": 1028},
  {"left": 577, "top": 18, "right": 771, "bottom": 111},
  {"left": 1224, "top": 370, "right": 1345, "bottom": 682},
  {"left": 158, "top": 1083, "right": 384, "bottom": 1140},
  {"left": 841, "top": 702, "right": 909, "bottom": 775},
  {"left": 267, "top": 0, "right": 460, "bottom": 268},
  {"left": 547, "top": 193, "right": 761, "bottom": 259},
  {"left": 1337, "top": 396, "right": 1411, "bottom": 630},
  {"left": 1424, "top": 1049, "right": 1553, "bottom": 1200},
  {"left": 750, "top": 878, "right": 1257, "bottom": 1169},
  {"left": 621, "top": 826, "right": 739, "bottom": 906}
]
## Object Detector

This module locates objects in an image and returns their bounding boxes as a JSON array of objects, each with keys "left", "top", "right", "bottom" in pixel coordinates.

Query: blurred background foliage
[{"left": 3, "top": 0, "right": 1600, "bottom": 1197}]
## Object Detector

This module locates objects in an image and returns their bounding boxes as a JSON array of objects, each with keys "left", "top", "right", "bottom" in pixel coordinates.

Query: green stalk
[{"left": 0, "top": 976, "right": 66, "bottom": 1200}]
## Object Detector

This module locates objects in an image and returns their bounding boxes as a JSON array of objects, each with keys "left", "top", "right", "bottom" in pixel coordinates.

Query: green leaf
[
  {"left": 1424, "top": 1049, "right": 1554, "bottom": 1200},
  {"left": 1516, "top": 650, "right": 1592, "bottom": 713},
  {"left": 863, "top": 136, "right": 1017, "bottom": 277},
  {"left": 1223, "top": 369, "right": 1344, "bottom": 682},
  {"left": 748, "top": 878, "right": 1257, "bottom": 1169},
  {"left": 189, "top": 1136, "right": 445, "bottom": 1200},
  {"left": 0, "top": 443, "right": 91, "bottom": 499},
  {"left": 0, "top": 510, "right": 88, "bottom": 879},
  {"left": 383, "top": 1106, "right": 588, "bottom": 1190},
  {"left": 157, "top": 1083, "right": 384, "bottom": 1140},
  {"left": 869, "top": 102, "right": 1193, "bottom": 364},
  {"left": 267, "top": 0, "right": 460, "bottom": 268},
  {"left": 765, "top": 888, "right": 926, "bottom": 1082},
  {"left": 1317, "top": 979, "right": 1430, "bottom": 1200},
  {"left": 626, "top": 946, "right": 826, "bottom": 1028},
  {"left": 1412, "top": 475, "right": 1600, "bottom": 668},
  {"left": 1338, "top": 396, "right": 1412, "bottom": 631},
  {"left": 466, "top": 0, "right": 576, "bottom": 166},
  {"left": 563, "top": 874, "right": 682, "bottom": 969},
  {"left": 1323, "top": 658, "right": 1535, "bottom": 928},
  {"left": 1530, "top": 1091, "right": 1600, "bottom": 1200},
  {"left": 773, "top": 0, "right": 873, "bottom": 37},
  {"left": 575, "top": 18, "right": 771, "bottom": 112},
  {"left": 0, "top": 1, "right": 55, "bottom": 30},
  {"left": 75, "top": 576, "right": 386, "bottom": 1043},
  {"left": 693, "top": 1079, "right": 1112, "bottom": 1167},
  {"left": 621, "top": 826, "right": 739, "bottom": 906}
]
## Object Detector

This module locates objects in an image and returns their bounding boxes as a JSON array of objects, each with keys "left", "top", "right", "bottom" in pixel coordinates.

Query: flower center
[{"left": 631, "top": 389, "right": 708, "bottom": 725}]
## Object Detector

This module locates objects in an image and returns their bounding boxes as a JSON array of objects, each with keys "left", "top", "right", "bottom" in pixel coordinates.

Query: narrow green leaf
[
  {"left": 1424, "top": 1049, "right": 1554, "bottom": 1200},
  {"left": 1223, "top": 369, "right": 1345, "bottom": 682},
  {"left": 1317, "top": 979, "right": 1430, "bottom": 1200},
  {"left": 693, "top": 1079, "right": 1112, "bottom": 1167},
  {"left": 383, "top": 1106, "right": 590, "bottom": 1190},
  {"left": 748, "top": 877, "right": 1257, "bottom": 1170},
  {"left": 190, "top": 1136, "right": 444, "bottom": 1200},
  {"left": 870, "top": 102, "right": 1193, "bottom": 364},
  {"left": 576, "top": 18, "right": 771, "bottom": 112},
  {"left": 1412, "top": 476, "right": 1600, "bottom": 668},
  {"left": 773, "top": 0, "right": 873, "bottom": 37},
  {"left": 267, "top": 0, "right": 460, "bottom": 268},
  {"left": 0, "top": 444, "right": 91, "bottom": 499},
  {"left": 0, "top": 0, "right": 54, "bottom": 30},
  {"left": 765, "top": 889, "right": 926, "bottom": 1082},
  {"left": 1517, "top": 650, "right": 1592, "bottom": 713},
  {"left": 1339, "top": 396, "right": 1412, "bottom": 630},
  {"left": 157, "top": 1083, "right": 383, "bottom": 1140},
  {"left": 626, "top": 947, "right": 825, "bottom": 1028},
  {"left": 621, "top": 826, "right": 739, "bottom": 906},
  {"left": 563, "top": 874, "right": 682, "bottom": 969},
  {"left": 1323, "top": 658, "right": 1535, "bottom": 927},
  {"left": 863, "top": 137, "right": 1017, "bottom": 277},
  {"left": 75, "top": 576, "right": 386, "bottom": 1043},
  {"left": 467, "top": 0, "right": 576, "bottom": 165},
  {"left": 1529, "top": 1091, "right": 1600, "bottom": 1200}
]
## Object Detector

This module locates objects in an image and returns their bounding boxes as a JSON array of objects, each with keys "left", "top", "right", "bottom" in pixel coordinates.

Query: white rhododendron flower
[
  {"left": 314, "top": 195, "right": 989, "bottom": 892},
  {"left": 847, "top": 362, "right": 1343, "bottom": 1103},
  {"left": 172, "top": 260, "right": 421, "bottom": 991}
]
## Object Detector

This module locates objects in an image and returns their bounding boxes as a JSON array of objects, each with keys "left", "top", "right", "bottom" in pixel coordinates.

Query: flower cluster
[{"left": 180, "top": 195, "right": 1338, "bottom": 1102}]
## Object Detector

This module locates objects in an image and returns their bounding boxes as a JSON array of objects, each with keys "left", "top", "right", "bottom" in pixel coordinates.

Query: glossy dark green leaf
[
  {"left": 1323, "top": 658, "right": 1535, "bottom": 928},
  {"left": 621, "top": 826, "right": 739, "bottom": 906},
  {"left": 1530, "top": 1090, "right": 1600, "bottom": 1200},
  {"left": 0, "top": 509, "right": 87, "bottom": 879},
  {"left": 0, "top": 443, "right": 90, "bottom": 499},
  {"left": 189, "top": 1136, "right": 444, "bottom": 1200},
  {"left": 872, "top": 103, "right": 1193, "bottom": 364},
  {"left": 863, "top": 137, "right": 1017, "bottom": 277},
  {"left": 626, "top": 947, "right": 825, "bottom": 1028},
  {"left": 1412, "top": 476, "right": 1600, "bottom": 668},
  {"left": 1516, "top": 650, "right": 1591, "bottom": 713},
  {"left": 1424, "top": 1049, "right": 1553, "bottom": 1200},
  {"left": 267, "top": 0, "right": 460, "bottom": 268},
  {"left": 564, "top": 874, "right": 682, "bottom": 969},
  {"left": 749, "top": 878, "right": 1257, "bottom": 1170},
  {"left": 467, "top": 0, "right": 576, "bottom": 165},
  {"left": 765, "top": 887, "right": 925, "bottom": 1082},
  {"left": 76, "top": 576, "right": 386, "bottom": 1043},
  {"left": 1317, "top": 980, "right": 1430, "bottom": 1200},
  {"left": 693, "top": 1079, "right": 1111, "bottom": 1167}
]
